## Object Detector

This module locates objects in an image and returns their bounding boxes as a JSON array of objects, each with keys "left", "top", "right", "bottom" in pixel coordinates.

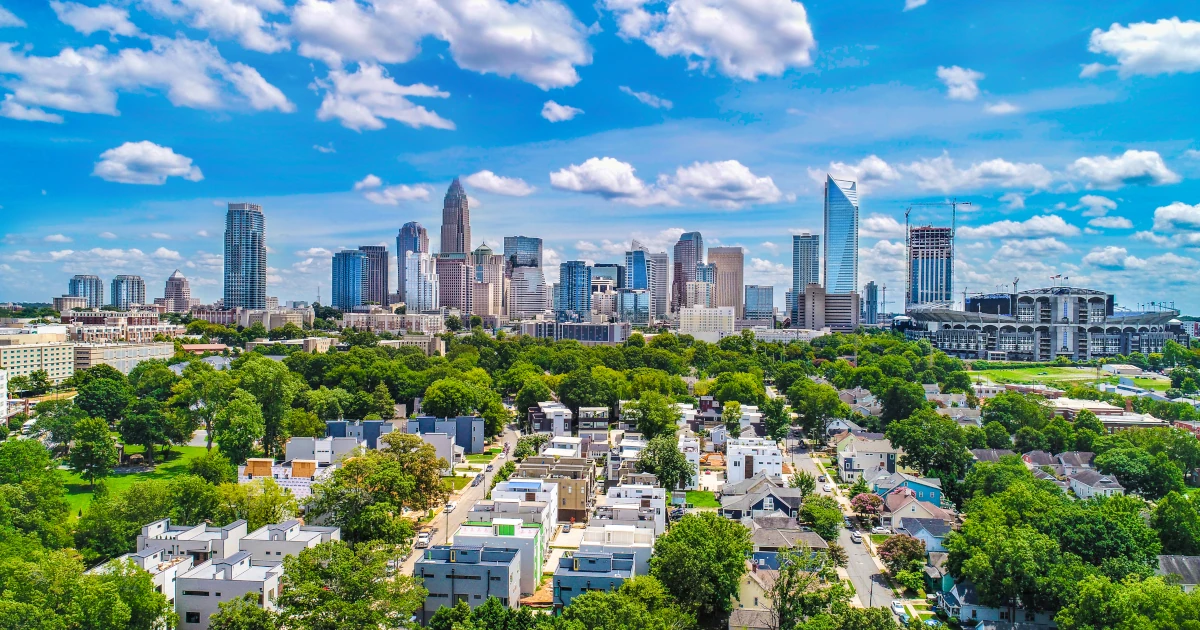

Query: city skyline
[{"left": 1, "top": 2, "right": 1198, "bottom": 312}]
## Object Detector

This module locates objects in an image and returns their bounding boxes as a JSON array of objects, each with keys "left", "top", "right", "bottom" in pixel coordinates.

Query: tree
[
  {"left": 210, "top": 593, "right": 277, "bottom": 630},
  {"left": 444, "top": 315, "right": 463, "bottom": 331},
  {"left": 6, "top": 374, "right": 29, "bottom": 396},
  {"left": 1073, "top": 409, "right": 1105, "bottom": 435},
  {"left": 984, "top": 420, "right": 1012, "bottom": 449},
  {"left": 33, "top": 398, "right": 86, "bottom": 445},
  {"left": 982, "top": 391, "right": 1051, "bottom": 432},
  {"left": 275, "top": 542, "right": 426, "bottom": 630},
  {"left": 1054, "top": 574, "right": 1200, "bottom": 630},
  {"left": 1095, "top": 448, "right": 1184, "bottom": 500},
  {"left": 851, "top": 493, "right": 883, "bottom": 523},
  {"left": 1013, "top": 426, "right": 1049, "bottom": 453},
  {"left": 69, "top": 416, "right": 118, "bottom": 488},
  {"left": 790, "top": 470, "right": 816, "bottom": 498},
  {"left": 76, "top": 377, "right": 133, "bottom": 424},
  {"left": 1152, "top": 491, "right": 1200, "bottom": 555},
  {"left": 371, "top": 382, "right": 396, "bottom": 418},
  {"left": 95, "top": 558, "right": 176, "bottom": 630},
  {"left": 422, "top": 378, "right": 478, "bottom": 418},
  {"left": 285, "top": 408, "right": 325, "bottom": 439},
  {"left": 214, "top": 478, "right": 299, "bottom": 532},
  {"left": 189, "top": 449, "right": 237, "bottom": 485},
  {"left": 172, "top": 363, "right": 234, "bottom": 450},
  {"left": 214, "top": 389, "right": 265, "bottom": 465},
  {"left": 878, "top": 378, "right": 927, "bottom": 426},
  {"left": 767, "top": 545, "right": 848, "bottom": 630},
  {"left": 885, "top": 408, "right": 972, "bottom": 479},
  {"left": 120, "top": 399, "right": 171, "bottom": 464},
  {"left": 761, "top": 397, "right": 790, "bottom": 443},
  {"left": 27, "top": 370, "right": 52, "bottom": 396},
  {"left": 878, "top": 534, "right": 926, "bottom": 574},
  {"left": 515, "top": 378, "right": 553, "bottom": 424},
  {"left": 624, "top": 391, "right": 682, "bottom": 440},
  {"left": 237, "top": 355, "right": 302, "bottom": 457},
  {"left": 800, "top": 495, "right": 843, "bottom": 541},
  {"left": 721, "top": 400, "right": 742, "bottom": 435},
  {"left": 848, "top": 477, "right": 871, "bottom": 499},
  {"left": 788, "top": 379, "right": 848, "bottom": 439},
  {"left": 637, "top": 435, "right": 695, "bottom": 490},
  {"left": 651, "top": 512, "right": 752, "bottom": 622},
  {"left": 710, "top": 372, "right": 765, "bottom": 406}
]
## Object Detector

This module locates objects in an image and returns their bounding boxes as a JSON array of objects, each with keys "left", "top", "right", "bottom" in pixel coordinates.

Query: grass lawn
[
  {"left": 465, "top": 450, "right": 500, "bottom": 464},
  {"left": 870, "top": 534, "right": 891, "bottom": 544},
  {"left": 60, "top": 445, "right": 214, "bottom": 516},
  {"left": 685, "top": 490, "right": 721, "bottom": 508},
  {"left": 443, "top": 475, "right": 471, "bottom": 492},
  {"left": 969, "top": 366, "right": 1108, "bottom": 385},
  {"left": 1130, "top": 377, "right": 1171, "bottom": 391}
]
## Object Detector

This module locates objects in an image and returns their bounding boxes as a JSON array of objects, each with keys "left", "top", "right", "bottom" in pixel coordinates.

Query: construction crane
[{"left": 904, "top": 199, "right": 972, "bottom": 313}]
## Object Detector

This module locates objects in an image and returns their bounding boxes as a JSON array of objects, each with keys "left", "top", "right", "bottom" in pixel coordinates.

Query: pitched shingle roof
[
  {"left": 1158, "top": 555, "right": 1200, "bottom": 586},
  {"left": 971, "top": 449, "right": 1016, "bottom": 463},
  {"left": 1070, "top": 468, "right": 1123, "bottom": 489}
]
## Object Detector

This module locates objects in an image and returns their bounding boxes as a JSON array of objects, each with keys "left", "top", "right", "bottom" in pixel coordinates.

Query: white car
[
  {"left": 890, "top": 601, "right": 905, "bottom": 616},
  {"left": 415, "top": 532, "right": 432, "bottom": 548},
  {"left": 822, "top": 483, "right": 833, "bottom": 493},
  {"left": 445, "top": 501, "right": 457, "bottom": 513},
  {"left": 872, "top": 526, "right": 892, "bottom": 535}
]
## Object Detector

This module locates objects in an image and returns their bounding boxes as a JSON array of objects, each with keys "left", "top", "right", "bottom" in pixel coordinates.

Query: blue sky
[{"left": 1, "top": 0, "right": 1199, "bottom": 313}]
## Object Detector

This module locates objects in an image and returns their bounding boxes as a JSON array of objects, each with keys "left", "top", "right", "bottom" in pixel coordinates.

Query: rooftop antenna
[{"left": 1013, "top": 277, "right": 1019, "bottom": 294}]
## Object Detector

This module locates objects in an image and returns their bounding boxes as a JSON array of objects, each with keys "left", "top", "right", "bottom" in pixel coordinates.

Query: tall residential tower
[
  {"left": 907, "top": 226, "right": 953, "bottom": 308},
  {"left": 223, "top": 202, "right": 267, "bottom": 309},
  {"left": 68, "top": 274, "right": 104, "bottom": 309},
  {"left": 823, "top": 176, "right": 859, "bottom": 294},
  {"left": 397, "top": 222, "right": 430, "bottom": 302},
  {"left": 671, "top": 232, "right": 704, "bottom": 313}
]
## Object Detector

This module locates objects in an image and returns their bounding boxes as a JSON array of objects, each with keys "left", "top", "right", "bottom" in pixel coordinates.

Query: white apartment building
[
  {"left": 491, "top": 478, "right": 560, "bottom": 532},
  {"left": 678, "top": 305, "right": 735, "bottom": 343},
  {"left": 239, "top": 520, "right": 340, "bottom": 566},
  {"left": 607, "top": 435, "right": 647, "bottom": 483},
  {"left": 531, "top": 400, "right": 574, "bottom": 436},
  {"left": 465, "top": 498, "right": 556, "bottom": 556},
  {"left": 0, "top": 341, "right": 75, "bottom": 382},
  {"left": 89, "top": 546, "right": 195, "bottom": 612},
  {"left": 603, "top": 484, "right": 667, "bottom": 535},
  {"left": 453, "top": 519, "right": 545, "bottom": 596},
  {"left": 341, "top": 310, "right": 445, "bottom": 335},
  {"left": 73, "top": 341, "right": 175, "bottom": 374},
  {"left": 578, "top": 523, "right": 656, "bottom": 576},
  {"left": 545, "top": 436, "right": 584, "bottom": 458},
  {"left": 726, "top": 438, "right": 784, "bottom": 485},
  {"left": 176, "top": 551, "right": 283, "bottom": 630},
  {"left": 678, "top": 433, "right": 701, "bottom": 490}
]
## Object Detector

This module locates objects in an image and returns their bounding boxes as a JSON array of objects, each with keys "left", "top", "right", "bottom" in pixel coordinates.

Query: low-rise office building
[
  {"left": 415, "top": 546, "right": 522, "bottom": 624},
  {"left": 452, "top": 519, "right": 545, "bottom": 596},
  {"left": 552, "top": 552, "right": 636, "bottom": 609}
]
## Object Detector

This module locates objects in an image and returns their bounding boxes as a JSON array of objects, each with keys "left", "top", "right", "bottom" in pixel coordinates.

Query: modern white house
[
  {"left": 176, "top": 551, "right": 283, "bottom": 630},
  {"left": 677, "top": 433, "right": 701, "bottom": 490},
  {"left": 490, "top": 478, "right": 560, "bottom": 533},
  {"left": 578, "top": 523, "right": 656, "bottom": 576},
  {"left": 726, "top": 438, "right": 784, "bottom": 485},
  {"left": 239, "top": 520, "right": 340, "bottom": 566},
  {"left": 452, "top": 519, "right": 546, "bottom": 596},
  {"left": 602, "top": 484, "right": 667, "bottom": 535}
]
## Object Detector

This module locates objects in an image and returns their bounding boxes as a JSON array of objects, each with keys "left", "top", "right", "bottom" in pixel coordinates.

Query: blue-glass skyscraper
[
  {"left": 397, "top": 221, "right": 429, "bottom": 302},
  {"left": 823, "top": 176, "right": 859, "bottom": 294},
  {"left": 224, "top": 202, "right": 267, "bottom": 309},
  {"left": 68, "top": 274, "right": 104, "bottom": 309},
  {"left": 593, "top": 263, "right": 625, "bottom": 289},
  {"left": 744, "top": 285, "right": 774, "bottom": 321},
  {"left": 331, "top": 249, "right": 368, "bottom": 310},
  {"left": 696, "top": 263, "right": 716, "bottom": 284},
  {"left": 503, "top": 235, "right": 543, "bottom": 269},
  {"left": 792, "top": 233, "right": 820, "bottom": 322},
  {"left": 556, "top": 260, "right": 592, "bottom": 322}
]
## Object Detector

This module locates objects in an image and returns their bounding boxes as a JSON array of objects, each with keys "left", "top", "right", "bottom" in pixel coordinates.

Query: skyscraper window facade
[
  {"left": 671, "top": 232, "right": 704, "bottom": 313},
  {"left": 163, "top": 270, "right": 191, "bottom": 313},
  {"left": 823, "top": 176, "right": 859, "bottom": 294},
  {"left": 744, "top": 285, "right": 774, "bottom": 322},
  {"left": 557, "top": 261, "right": 592, "bottom": 322},
  {"left": 908, "top": 226, "right": 953, "bottom": 308},
  {"left": 224, "top": 202, "right": 267, "bottom": 309},
  {"left": 696, "top": 263, "right": 716, "bottom": 284},
  {"left": 435, "top": 254, "right": 472, "bottom": 313},
  {"left": 405, "top": 251, "right": 439, "bottom": 312},
  {"left": 616, "top": 289, "right": 651, "bottom": 325},
  {"left": 509, "top": 266, "right": 548, "bottom": 319},
  {"left": 110, "top": 275, "right": 145, "bottom": 310},
  {"left": 649, "top": 252, "right": 669, "bottom": 320},
  {"left": 707, "top": 247, "right": 745, "bottom": 318},
  {"left": 68, "top": 275, "right": 104, "bottom": 309},
  {"left": 358, "top": 245, "right": 390, "bottom": 306},
  {"left": 331, "top": 250, "right": 368, "bottom": 310},
  {"left": 397, "top": 222, "right": 429, "bottom": 301},
  {"left": 502, "top": 236, "right": 543, "bottom": 269},
  {"left": 440, "top": 178, "right": 471, "bottom": 255},
  {"left": 792, "top": 233, "right": 820, "bottom": 322},
  {"left": 592, "top": 263, "right": 625, "bottom": 289},
  {"left": 863, "top": 281, "right": 879, "bottom": 324}
]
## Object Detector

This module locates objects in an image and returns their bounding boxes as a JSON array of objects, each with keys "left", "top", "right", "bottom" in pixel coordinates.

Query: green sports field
[{"left": 969, "top": 366, "right": 1171, "bottom": 391}]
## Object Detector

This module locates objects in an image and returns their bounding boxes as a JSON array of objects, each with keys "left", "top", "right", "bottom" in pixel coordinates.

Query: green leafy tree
[
  {"left": 76, "top": 377, "right": 133, "bottom": 424},
  {"left": 371, "top": 382, "right": 396, "bottom": 418},
  {"left": 285, "top": 408, "right": 325, "bottom": 439},
  {"left": 214, "top": 389, "right": 265, "bottom": 465},
  {"left": 788, "top": 378, "right": 849, "bottom": 439},
  {"left": 983, "top": 420, "right": 1012, "bottom": 449},
  {"left": 710, "top": 372, "right": 765, "bottom": 407},
  {"left": 27, "top": 370, "right": 52, "bottom": 396},
  {"left": 650, "top": 512, "right": 752, "bottom": 622},
  {"left": 214, "top": 478, "right": 299, "bottom": 532},
  {"left": 515, "top": 378, "right": 553, "bottom": 424},
  {"left": 721, "top": 400, "right": 743, "bottom": 435},
  {"left": 982, "top": 391, "right": 1052, "bottom": 432},
  {"left": 120, "top": 400, "right": 170, "bottom": 464},
  {"left": 878, "top": 378, "right": 927, "bottom": 426},
  {"left": 33, "top": 398, "right": 87, "bottom": 445},
  {"left": 800, "top": 495, "right": 843, "bottom": 541},
  {"left": 1152, "top": 491, "right": 1200, "bottom": 555},
  {"left": 171, "top": 363, "right": 235, "bottom": 450},
  {"left": 444, "top": 315, "right": 463, "bottom": 331},
  {"left": 275, "top": 541, "right": 426, "bottom": 630},
  {"left": 790, "top": 470, "right": 816, "bottom": 499},
  {"left": 624, "top": 391, "right": 682, "bottom": 440},
  {"left": 760, "top": 396, "right": 790, "bottom": 443},
  {"left": 209, "top": 593, "right": 278, "bottom": 630},
  {"left": 1095, "top": 448, "right": 1184, "bottom": 500},
  {"left": 1013, "top": 426, "right": 1049, "bottom": 453},
  {"left": 637, "top": 435, "right": 696, "bottom": 491},
  {"left": 422, "top": 378, "right": 479, "bottom": 418},
  {"left": 878, "top": 534, "right": 926, "bottom": 574},
  {"left": 189, "top": 449, "right": 237, "bottom": 485},
  {"left": 768, "top": 545, "right": 850, "bottom": 630},
  {"left": 885, "top": 408, "right": 972, "bottom": 479},
  {"left": 237, "top": 355, "right": 302, "bottom": 456},
  {"left": 0, "top": 438, "right": 72, "bottom": 547},
  {"left": 69, "top": 416, "right": 118, "bottom": 488}
]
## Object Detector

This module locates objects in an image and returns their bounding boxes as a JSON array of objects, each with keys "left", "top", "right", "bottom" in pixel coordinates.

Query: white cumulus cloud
[
  {"left": 1083, "top": 245, "right": 1137, "bottom": 270},
  {"left": 92, "top": 141, "right": 204, "bottom": 185},
  {"left": 619, "top": 86, "right": 672, "bottom": 109},
  {"left": 937, "top": 65, "right": 984, "bottom": 101},
  {"left": 353, "top": 174, "right": 382, "bottom": 190},
  {"left": 314, "top": 63, "right": 453, "bottom": 131},
  {"left": 0, "top": 36, "right": 293, "bottom": 122},
  {"left": 153, "top": 246, "right": 182, "bottom": 260},
  {"left": 808, "top": 155, "right": 901, "bottom": 190},
  {"left": 1083, "top": 18, "right": 1200, "bottom": 78},
  {"left": 860, "top": 213, "right": 905, "bottom": 239},
  {"left": 0, "top": 5, "right": 24, "bottom": 27},
  {"left": 51, "top": 1, "right": 141, "bottom": 37},
  {"left": 604, "top": 0, "right": 816, "bottom": 80},
  {"left": 669, "top": 160, "right": 784, "bottom": 208},
  {"left": 1153, "top": 202, "right": 1200, "bottom": 232},
  {"left": 958, "top": 214, "right": 1081, "bottom": 239},
  {"left": 541, "top": 100, "right": 582, "bottom": 122},
  {"left": 903, "top": 152, "right": 1053, "bottom": 192},
  {"left": 1075, "top": 194, "right": 1117, "bottom": 216},
  {"left": 999, "top": 192, "right": 1026, "bottom": 209},
  {"left": 464, "top": 170, "right": 535, "bottom": 196},
  {"left": 1088, "top": 216, "right": 1133, "bottom": 229},
  {"left": 984, "top": 101, "right": 1019, "bottom": 115},
  {"left": 353, "top": 174, "right": 431, "bottom": 205},
  {"left": 44, "top": 234, "right": 73, "bottom": 243},
  {"left": 903, "top": 0, "right": 927, "bottom": 10},
  {"left": 139, "top": 0, "right": 289, "bottom": 53},
  {"left": 1068, "top": 149, "right": 1180, "bottom": 189},
  {"left": 550, "top": 157, "right": 783, "bottom": 208},
  {"left": 291, "top": 0, "right": 593, "bottom": 89},
  {"left": 550, "top": 157, "right": 670, "bottom": 205}
]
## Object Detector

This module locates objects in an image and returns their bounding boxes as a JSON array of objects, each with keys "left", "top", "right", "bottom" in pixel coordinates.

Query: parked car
[
  {"left": 890, "top": 601, "right": 905, "bottom": 616},
  {"left": 844, "top": 516, "right": 855, "bottom": 528},
  {"left": 445, "top": 501, "right": 457, "bottom": 513},
  {"left": 563, "top": 523, "right": 572, "bottom": 533},
  {"left": 850, "top": 532, "right": 863, "bottom": 544},
  {"left": 822, "top": 483, "right": 833, "bottom": 492},
  {"left": 818, "top": 475, "right": 827, "bottom": 482},
  {"left": 924, "top": 620, "right": 943, "bottom": 627},
  {"left": 486, "top": 464, "right": 494, "bottom": 472},
  {"left": 471, "top": 474, "right": 483, "bottom": 487},
  {"left": 898, "top": 613, "right": 910, "bottom": 625},
  {"left": 873, "top": 526, "right": 892, "bottom": 535}
]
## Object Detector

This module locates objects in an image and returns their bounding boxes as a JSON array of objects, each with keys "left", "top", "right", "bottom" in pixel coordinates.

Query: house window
[
  {"left": 763, "top": 497, "right": 774, "bottom": 511},
  {"left": 186, "top": 612, "right": 201, "bottom": 624}
]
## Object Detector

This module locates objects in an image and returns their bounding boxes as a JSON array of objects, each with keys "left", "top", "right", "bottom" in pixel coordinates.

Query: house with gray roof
[
  {"left": 721, "top": 483, "right": 803, "bottom": 522},
  {"left": 1069, "top": 469, "right": 1124, "bottom": 499},
  {"left": 894, "top": 517, "right": 952, "bottom": 553},
  {"left": 1157, "top": 555, "right": 1200, "bottom": 592}
]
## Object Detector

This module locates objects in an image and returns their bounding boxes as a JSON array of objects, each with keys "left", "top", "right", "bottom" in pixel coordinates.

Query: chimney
[{"left": 1125, "top": 399, "right": 1133, "bottom": 413}]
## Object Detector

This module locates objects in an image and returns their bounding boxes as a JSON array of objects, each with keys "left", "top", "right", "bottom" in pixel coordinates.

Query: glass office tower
[{"left": 823, "top": 176, "right": 859, "bottom": 294}]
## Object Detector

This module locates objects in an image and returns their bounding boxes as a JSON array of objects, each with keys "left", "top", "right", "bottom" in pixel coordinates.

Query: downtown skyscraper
[
  {"left": 671, "top": 231, "right": 704, "bottom": 313},
  {"left": 440, "top": 178, "right": 471, "bottom": 254},
  {"left": 224, "top": 202, "right": 267, "bottom": 309},
  {"left": 110, "top": 274, "right": 145, "bottom": 309},
  {"left": 397, "top": 221, "right": 429, "bottom": 303},
  {"left": 68, "top": 274, "right": 104, "bottom": 309},
  {"left": 557, "top": 260, "right": 592, "bottom": 322},
  {"left": 707, "top": 247, "right": 745, "bottom": 318},
  {"left": 823, "top": 176, "right": 859, "bottom": 294},
  {"left": 331, "top": 250, "right": 368, "bottom": 310},
  {"left": 358, "top": 245, "right": 390, "bottom": 306},
  {"left": 163, "top": 270, "right": 191, "bottom": 313},
  {"left": 792, "top": 233, "right": 820, "bottom": 321},
  {"left": 907, "top": 226, "right": 953, "bottom": 308}
]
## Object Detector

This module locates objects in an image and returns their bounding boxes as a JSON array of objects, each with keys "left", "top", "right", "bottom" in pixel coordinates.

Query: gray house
[
  {"left": 406, "top": 415, "right": 486, "bottom": 454},
  {"left": 553, "top": 552, "right": 635, "bottom": 610},
  {"left": 325, "top": 419, "right": 395, "bottom": 449},
  {"left": 414, "top": 546, "right": 521, "bottom": 624}
]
